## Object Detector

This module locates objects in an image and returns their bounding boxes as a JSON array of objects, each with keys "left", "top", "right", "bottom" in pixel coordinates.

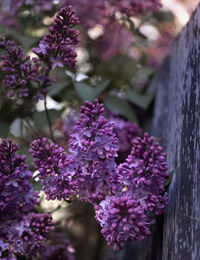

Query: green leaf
[
  {"left": 104, "top": 95, "right": 138, "bottom": 123},
  {"left": 138, "top": 67, "right": 155, "bottom": 79},
  {"left": 74, "top": 82, "right": 96, "bottom": 102},
  {"left": 33, "top": 110, "right": 61, "bottom": 130},
  {"left": 0, "top": 122, "right": 10, "bottom": 137},
  {"left": 33, "top": 181, "right": 42, "bottom": 191},
  {"left": 74, "top": 80, "right": 109, "bottom": 102},
  {"left": 48, "top": 82, "right": 70, "bottom": 96},
  {"left": 98, "top": 55, "right": 138, "bottom": 88},
  {"left": 126, "top": 89, "right": 155, "bottom": 110},
  {"left": 94, "top": 80, "right": 110, "bottom": 97},
  {"left": 0, "top": 26, "right": 37, "bottom": 50}
]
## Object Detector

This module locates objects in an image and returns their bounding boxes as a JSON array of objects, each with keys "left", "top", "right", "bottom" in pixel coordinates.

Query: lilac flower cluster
[
  {"left": 108, "top": 112, "right": 143, "bottom": 153},
  {"left": 29, "top": 138, "right": 77, "bottom": 200},
  {"left": 0, "top": 5, "right": 79, "bottom": 102},
  {"left": 69, "top": 99, "right": 119, "bottom": 202},
  {"left": 0, "top": 38, "right": 51, "bottom": 102},
  {"left": 8, "top": 213, "right": 54, "bottom": 258},
  {"left": 57, "top": 108, "right": 142, "bottom": 159},
  {"left": 116, "top": 0, "right": 162, "bottom": 17},
  {"left": 30, "top": 100, "right": 118, "bottom": 202},
  {"left": 30, "top": 100, "right": 169, "bottom": 250},
  {"left": 95, "top": 133, "right": 169, "bottom": 249},
  {"left": 25, "top": 0, "right": 53, "bottom": 13},
  {"left": 116, "top": 133, "right": 169, "bottom": 214},
  {"left": 0, "top": 0, "right": 20, "bottom": 28},
  {"left": 32, "top": 5, "right": 79, "bottom": 70},
  {"left": 0, "top": 0, "right": 22, "bottom": 17},
  {"left": 0, "top": 139, "right": 54, "bottom": 258},
  {"left": 38, "top": 233, "right": 75, "bottom": 260},
  {"left": 93, "top": 21, "right": 133, "bottom": 61},
  {"left": 61, "top": 0, "right": 105, "bottom": 29},
  {"left": 0, "top": 139, "right": 37, "bottom": 221},
  {"left": 95, "top": 195, "right": 150, "bottom": 250}
]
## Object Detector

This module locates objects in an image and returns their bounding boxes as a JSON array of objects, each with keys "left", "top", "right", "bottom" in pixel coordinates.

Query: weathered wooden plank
[
  {"left": 151, "top": 4, "right": 200, "bottom": 260},
  {"left": 122, "top": 3, "right": 200, "bottom": 259}
]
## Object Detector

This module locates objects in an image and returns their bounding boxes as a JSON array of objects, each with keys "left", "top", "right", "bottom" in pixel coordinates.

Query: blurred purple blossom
[
  {"left": 93, "top": 21, "right": 133, "bottom": 61},
  {"left": 61, "top": 0, "right": 105, "bottom": 29},
  {"left": 25, "top": 0, "right": 53, "bottom": 13}
]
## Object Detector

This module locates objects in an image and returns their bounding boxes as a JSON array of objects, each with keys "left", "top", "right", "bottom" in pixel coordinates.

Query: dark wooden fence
[{"left": 122, "top": 3, "right": 200, "bottom": 260}]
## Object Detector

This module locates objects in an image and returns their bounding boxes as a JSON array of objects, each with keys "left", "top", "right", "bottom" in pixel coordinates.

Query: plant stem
[{"left": 44, "top": 94, "right": 55, "bottom": 141}]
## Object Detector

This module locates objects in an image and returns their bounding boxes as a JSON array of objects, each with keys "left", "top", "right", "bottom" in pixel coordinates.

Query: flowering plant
[{"left": 0, "top": 0, "right": 195, "bottom": 258}]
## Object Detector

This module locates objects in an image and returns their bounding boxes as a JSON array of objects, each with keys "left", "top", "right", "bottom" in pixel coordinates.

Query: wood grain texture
[
  {"left": 153, "top": 4, "right": 200, "bottom": 260},
  {"left": 123, "top": 3, "right": 200, "bottom": 260}
]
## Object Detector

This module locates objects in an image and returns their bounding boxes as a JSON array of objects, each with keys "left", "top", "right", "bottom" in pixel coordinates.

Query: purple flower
[
  {"left": 0, "top": 139, "right": 38, "bottom": 222},
  {"left": 32, "top": 5, "right": 79, "bottom": 69},
  {"left": 0, "top": 140, "right": 54, "bottom": 258},
  {"left": 116, "top": 0, "right": 162, "bottom": 17},
  {"left": 105, "top": 111, "right": 143, "bottom": 163},
  {"left": 116, "top": 133, "right": 169, "bottom": 214},
  {"left": 93, "top": 21, "right": 133, "bottom": 61},
  {"left": 29, "top": 100, "right": 170, "bottom": 251},
  {"left": 69, "top": 99, "right": 119, "bottom": 202},
  {"left": 70, "top": 100, "right": 118, "bottom": 159},
  {"left": 29, "top": 138, "right": 77, "bottom": 200},
  {"left": 0, "top": 12, "right": 18, "bottom": 28},
  {"left": 37, "top": 232, "right": 75, "bottom": 260},
  {"left": 95, "top": 194, "right": 151, "bottom": 250},
  {"left": 25, "top": 0, "right": 53, "bottom": 13},
  {"left": 30, "top": 100, "right": 119, "bottom": 203},
  {"left": 1, "top": 0, "right": 23, "bottom": 16},
  {"left": 108, "top": 115, "right": 142, "bottom": 153},
  {"left": 0, "top": 0, "right": 54, "bottom": 29},
  {"left": 0, "top": 38, "right": 51, "bottom": 102},
  {"left": 8, "top": 213, "right": 54, "bottom": 257},
  {"left": 61, "top": 0, "right": 105, "bottom": 29}
]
